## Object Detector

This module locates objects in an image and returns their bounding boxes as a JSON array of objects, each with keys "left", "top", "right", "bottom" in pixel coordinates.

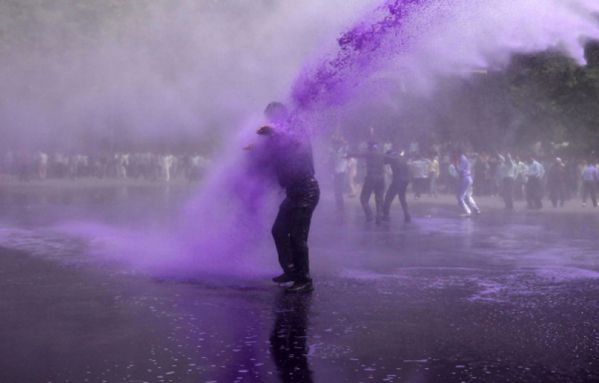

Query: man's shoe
[
  {"left": 404, "top": 214, "right": 412, "bottom": 223},
  {"left": 286, "top": 280, "right": 314, "bottom": 294},
  {"left": 272, "top": 273, "right": 294, "bottom": 284}
]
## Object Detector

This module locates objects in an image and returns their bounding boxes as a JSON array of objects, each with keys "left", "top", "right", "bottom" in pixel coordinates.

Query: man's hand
[{"left": 257, "top": 125, "right": 275, "bottom": 136}]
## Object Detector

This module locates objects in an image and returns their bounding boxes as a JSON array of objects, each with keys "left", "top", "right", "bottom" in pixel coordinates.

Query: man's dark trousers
[{"left": 272, "top": 179, "right": 319, "bottom": 283}]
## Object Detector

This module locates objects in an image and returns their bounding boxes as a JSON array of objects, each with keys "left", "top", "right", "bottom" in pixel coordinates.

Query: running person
[
  {"left": 453, "top": 148, "right": 480, "bottom": 217},
  {"left": 348, "top": 142, "right": 386, "bottom": 224},
  {"left": 382, "top": 145, "right": 411, "bottom": 223}
]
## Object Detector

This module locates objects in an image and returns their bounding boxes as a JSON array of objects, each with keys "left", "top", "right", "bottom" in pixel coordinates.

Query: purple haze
[{"left": 60, "top": 0, "right": 599, "bottom": 276}]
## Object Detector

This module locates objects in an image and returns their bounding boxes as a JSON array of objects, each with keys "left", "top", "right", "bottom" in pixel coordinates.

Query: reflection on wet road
[
  {"left": 270, "top": 292, "right": 313, "bottom": 383},
  {"left": 1, "top": 186, "right": 599, "bottom": 382}
]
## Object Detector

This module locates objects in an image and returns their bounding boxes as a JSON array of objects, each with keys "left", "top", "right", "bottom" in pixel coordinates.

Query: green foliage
[
  {"left": 506, "top": 46, "right": 599, "bottom": 154},
  {"left": 435, "top": 42, "right": 599, "bottom": 155}
]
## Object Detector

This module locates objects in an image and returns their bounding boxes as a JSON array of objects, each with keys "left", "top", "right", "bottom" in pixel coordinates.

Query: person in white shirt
[
  {"left": 410, "top": 155, "right": 431, "bottom": 199},
  {"left": 330, "top": 136, "right": 348, "bottom": 211},
  {"left": 429, "top": 155, "right": 440, "bottom": 197},
  {"left": 452, "top": 147, "right": 480, "bottom": 217},
  {"left": 525, "top": 156, "right": 545, "bottom": 209},
  {"left": 115, "top": 153, "right": 128, "bottom": 179},
  {"left": 514, "top": 156, "right": 528, "bottom": 200},
  {"left": 447, "top": 160, "right": 458, "bottom": 203},
  {"left": 37, "top": 152, "right": 48, "bottom": 180},
  {"left": 581, "top": 160, "right": 598, "bottom": 207},
  {"left": 347, "top": 157, "right": 358, "bottom": 197},
  {"left": 161, "top": 154, "right": 174, "bottom": 182}
]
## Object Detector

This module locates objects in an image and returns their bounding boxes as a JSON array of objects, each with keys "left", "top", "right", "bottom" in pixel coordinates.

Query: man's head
[{"left": 264, "top": 102, "right": 289, "bottom": 124}]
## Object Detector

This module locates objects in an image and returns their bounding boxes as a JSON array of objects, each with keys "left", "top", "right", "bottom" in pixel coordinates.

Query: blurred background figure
[
  {"left": 497, "top": 152, "right": 516, "bottom": 210},
  {"left": 581, "top": 160, "right": 598, "bottom": 208},
  {"left": 349, "top": 141, "right": 385, "bottom": 224},
  {"left": 525, "top": 156, "right": 545, "bottom": 210},
  {"left": 547, "top": 157, "right": 567, "bottom": 208},
  {"left": 347, "top": 155, "right": 359, "bottom": 198},
  {"left": 514, "top": 156, "right": 528, "bottom": 201},
  {"left": 410, "top": 153, "right": 430, "bottom": 199},
  {"left": 382, "top": 144, "right": 411, "bottom": 223},
  {"left": 115, "top": 153, "right": 128, "bottom": 179},
  {"left": 37, "top": 151, "right": 48, "bottom": 180},
  {"left": 453, "top": 147, "right": 480, "bottom": 217},
  {"left": 473, "top": 153, "right": 489, "bottom": 196},
  {"left": 429, "top": 153, "right": 440, "bottom": 198},
  {"left": 329, "top": 134, "right": 349, "bottom": 212}
]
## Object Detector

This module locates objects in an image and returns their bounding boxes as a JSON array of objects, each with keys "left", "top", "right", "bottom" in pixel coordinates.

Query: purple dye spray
[{"left": 292, "top": 0, "right": 430, "bottom": 109}]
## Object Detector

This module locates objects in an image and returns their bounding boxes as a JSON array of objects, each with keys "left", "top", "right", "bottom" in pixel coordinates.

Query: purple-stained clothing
[
  {"left": 272, "top": 134, "right": 315, "bottom": 189},
  {"left": 262, "top": 126, "right": 319, "bottom": 282}
]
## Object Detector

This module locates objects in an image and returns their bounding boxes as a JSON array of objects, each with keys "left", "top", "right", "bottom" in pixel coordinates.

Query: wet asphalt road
[{"left": 1, "top": 184, "right": 599, "bottom": 383}]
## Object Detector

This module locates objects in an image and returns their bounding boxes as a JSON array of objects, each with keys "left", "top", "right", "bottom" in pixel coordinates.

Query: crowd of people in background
[
  {"left": 329, "top": 136, "right": 599, "bottom": 223},
  {"left": 2, "top": 139, "right": 598, "bottom": 218},
  {"left": 0, "top": 151, "right": 211, "bottom": 182}
]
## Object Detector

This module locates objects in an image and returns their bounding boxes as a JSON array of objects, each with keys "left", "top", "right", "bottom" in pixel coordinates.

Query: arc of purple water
[{"left": 291, "top": 0, "right": 431, "bottom": 110}]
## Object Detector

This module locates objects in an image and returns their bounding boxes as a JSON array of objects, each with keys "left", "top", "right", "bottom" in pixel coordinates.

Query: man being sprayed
[
  {"left": 382, "top": 144, "right": 411, "bottom": 223},
  {"left": 256, "top": 102, "right": 320, "bottom": 293},
  {"left": 453, "top": 147, "right": 481, "bottom": 217}
]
